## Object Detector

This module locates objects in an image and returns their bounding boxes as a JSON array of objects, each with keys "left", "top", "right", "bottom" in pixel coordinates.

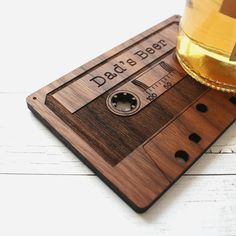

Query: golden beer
[{"left": 177, "top": 0, "right": 236, "bottom": 93}]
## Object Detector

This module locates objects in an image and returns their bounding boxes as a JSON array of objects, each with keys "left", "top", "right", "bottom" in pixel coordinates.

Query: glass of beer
[{"left": 176, "top": 0, "right": 236, "bottom": 93}]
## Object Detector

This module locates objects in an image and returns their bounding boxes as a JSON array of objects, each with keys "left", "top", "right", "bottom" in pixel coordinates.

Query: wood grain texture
[
  {"left": 1, "top": 92, "right": 236, "bottom": 175},
  {"left": 1, "top": 0, "right": 236, "bottom": 235},
  {"left": 26, "top": 16, "right": 236, "bottom": 213}
]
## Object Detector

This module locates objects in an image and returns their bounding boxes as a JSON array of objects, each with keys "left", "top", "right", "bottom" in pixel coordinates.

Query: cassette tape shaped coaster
[{"left": 27, "top": 16, "right": 236, "bottom": 213}]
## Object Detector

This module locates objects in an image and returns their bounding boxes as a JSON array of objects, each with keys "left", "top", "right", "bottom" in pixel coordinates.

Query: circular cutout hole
[
  {"left": 229, "top": 96, "right": 236, "bottom": 105},
  {"left": 33, "top": 97, "right": 37, "bottom": 100},
  {"left": 196, "top": 103, "right": 208, "bottom": 113},
  {"left": 175, "top": 150, "right": 189, "bottom": 164},
  {"left": 111, "top": 92, "right": 138, "bottom": 112},
  {"left": 189, "top": 133, "right": 201, "bottom": 143}
]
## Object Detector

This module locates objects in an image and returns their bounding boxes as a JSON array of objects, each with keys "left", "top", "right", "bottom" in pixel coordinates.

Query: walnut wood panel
[
  {"left": 46, "top": 76, "right": 208, "bottom": 166},
  {"left": 27, "top": 16, "right": 236, "bottom": 213}
]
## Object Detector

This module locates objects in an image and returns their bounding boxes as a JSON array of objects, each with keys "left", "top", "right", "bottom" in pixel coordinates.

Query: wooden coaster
[{"left": 27, "top": 15, "right": 236, "bottom": 213}]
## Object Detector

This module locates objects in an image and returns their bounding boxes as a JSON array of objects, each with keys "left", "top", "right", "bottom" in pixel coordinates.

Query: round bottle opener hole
[
  {"left": 111, "top": 92, "right": 137, "bottom": 112},
  {"left": 107, "top": 91, "right": 140, "bottom": 116}
]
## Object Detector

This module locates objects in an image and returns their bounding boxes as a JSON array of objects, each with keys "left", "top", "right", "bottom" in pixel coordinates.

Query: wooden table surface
[{"left": 0, "top": 0, "right": 235, "bottom": 235}]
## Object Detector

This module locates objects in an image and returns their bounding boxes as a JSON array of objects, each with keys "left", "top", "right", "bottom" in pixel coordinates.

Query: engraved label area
[{"left": 51, "top": 23, "right": 178, "bottom": 113}]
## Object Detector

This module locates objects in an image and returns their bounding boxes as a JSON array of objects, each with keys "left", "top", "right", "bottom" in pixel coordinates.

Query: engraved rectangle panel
[
  {"left": 46, "top": 77, "right": 208, "bottom": 166},
  {"left": 144, "top": 90, "right": 236, "bottom": 181}
]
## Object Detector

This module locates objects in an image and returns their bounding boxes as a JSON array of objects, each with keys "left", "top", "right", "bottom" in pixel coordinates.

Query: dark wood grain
[{"left": 27, "top": 15, "right": 236, "bottom": 213}]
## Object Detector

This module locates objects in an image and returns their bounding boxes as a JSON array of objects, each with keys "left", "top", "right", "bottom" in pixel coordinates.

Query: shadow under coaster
[{"left": 27, "top": 15, "right": 236, "bottom": 213}]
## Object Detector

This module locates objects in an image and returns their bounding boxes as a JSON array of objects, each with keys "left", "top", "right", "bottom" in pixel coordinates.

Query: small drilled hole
[
  {"left": 196, "top": 103, "right": 208, "bottom": 112},
  {"left": 175, "top": 150, "right": 189, "bottom": 164},
  {"left": 189, "top": 133, "right": 201, "bottom": 143},
  {"left": 33, "top": 97, "right": 37, "bottom": 100},
  {"left": 229, "top": 96, "right": 236, "bottom": 105}
]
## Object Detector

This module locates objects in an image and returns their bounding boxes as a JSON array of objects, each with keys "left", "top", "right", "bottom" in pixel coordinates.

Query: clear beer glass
[{"left": 176, "top": 0, "right": 236, "bottom": 93}]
